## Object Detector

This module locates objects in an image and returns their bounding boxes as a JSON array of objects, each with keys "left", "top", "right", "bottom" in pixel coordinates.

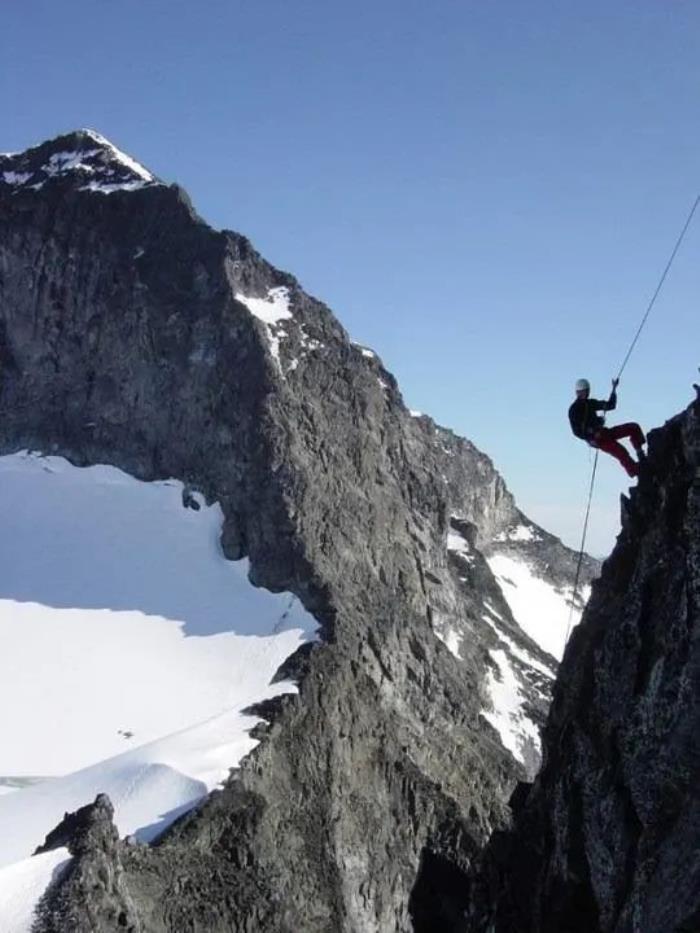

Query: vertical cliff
[{"left": 473, "top": 396, "right": 700, "bottom": 933}]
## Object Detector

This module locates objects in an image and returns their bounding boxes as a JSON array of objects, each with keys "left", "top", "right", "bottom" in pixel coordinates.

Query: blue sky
[{"left": 3, "top": 1, "right": 699, "bottom": 554}]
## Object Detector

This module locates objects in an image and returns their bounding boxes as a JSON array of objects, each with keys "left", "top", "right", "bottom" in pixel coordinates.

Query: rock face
[
  {"left": 0, "top": 131, "right": 594, "bottom": 931},
  {"left": 472, "top": 399, "right": 700, "bottom": 933},
  {"left": 34, "top": 795, "right": 141, "bottom": 933}
]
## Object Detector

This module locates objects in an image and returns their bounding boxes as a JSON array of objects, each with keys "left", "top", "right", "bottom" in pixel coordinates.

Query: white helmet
[{"left": 575, "top": 378, "right": 590, "bottom": 393}]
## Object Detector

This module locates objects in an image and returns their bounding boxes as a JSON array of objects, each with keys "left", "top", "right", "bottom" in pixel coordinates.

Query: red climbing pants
[{"left": 590, "top": 424, "right": 645, "bottom": 478}]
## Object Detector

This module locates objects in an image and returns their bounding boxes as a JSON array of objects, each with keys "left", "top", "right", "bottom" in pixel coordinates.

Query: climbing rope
[
  {"left": 563, "top": 194, "right": 700, "bottom": 652},
  {"left": 615, "top": 194, "right": 700, "bottom": 383},
  {"left": 563, "top": 449, "right": 599, "bottom": 648}
]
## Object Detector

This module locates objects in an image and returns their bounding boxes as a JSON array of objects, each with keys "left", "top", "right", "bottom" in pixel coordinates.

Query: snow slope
[
  {"left": 487, "top": 551, "right": 586, "bottom": 661},
  {"left": 442, "top": 523, "right": 556, "bottom": 773},
  {"left": 0, "top": 849, "right": 70, "bottom": 933},
  {"left": 481, "top": 648, "right": 540, "bottom": 763},
  {"left": 0, "top": 705, "right": 275, "bottom": 867},
  {"left": 475, "top": 536, "right": 588, "bottom": 763},
  {"left": 0, "top": 451, "right": 317, "bottom": 871}
]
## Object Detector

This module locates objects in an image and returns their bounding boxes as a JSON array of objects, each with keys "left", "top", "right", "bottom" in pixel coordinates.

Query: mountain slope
[
  {"left": 0, "top": 130, "right": 597, "bottom": 931},
  {"left": 0, "top": 451, "right": 317, "bottom": 870}
]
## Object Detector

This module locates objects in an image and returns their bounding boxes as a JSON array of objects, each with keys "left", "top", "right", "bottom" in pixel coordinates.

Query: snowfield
[
  {"left": 0, "top": 451, "right": 317, "bottom": 921},
  {"left": 476, "top": 546, "right": 587, "bottom": 768},
  {"left": 0, "top": 705, "right": 275, "bottom": 868}
]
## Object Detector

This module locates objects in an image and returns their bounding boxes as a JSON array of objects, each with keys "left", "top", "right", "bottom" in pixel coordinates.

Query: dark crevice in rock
[{"left": 409, "top": 847, "right": 472, "bottom": 933}]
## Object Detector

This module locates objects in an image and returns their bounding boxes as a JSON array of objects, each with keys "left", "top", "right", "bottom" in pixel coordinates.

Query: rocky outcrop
[
  {"left": 0, "top": 131, "right": 595, "bottom": 931},
  {"left": 34, "top": 795, "right": 141, "bottom": 932},
  {"left": 471, "top": 398, "right": 700, "bottom": 933}
]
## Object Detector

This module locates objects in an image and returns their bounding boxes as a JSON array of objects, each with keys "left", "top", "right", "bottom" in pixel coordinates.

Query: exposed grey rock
[
  {"left": 33, "top": 794, "right": 142, "bottom": 932},
  {"left": 0, "top": 131, "right": 596, "bottom": 932},
  {"left": 470, "top": 398, "right": 700, "bottom": 933}
]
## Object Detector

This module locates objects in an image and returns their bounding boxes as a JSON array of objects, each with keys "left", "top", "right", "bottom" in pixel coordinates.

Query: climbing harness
[{"left": 563, "top": 194, "right": 700, "bottom": 652}]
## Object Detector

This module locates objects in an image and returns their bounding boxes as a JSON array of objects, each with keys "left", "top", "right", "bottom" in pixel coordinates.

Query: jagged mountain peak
[
  {"left": 0, "top": 128, "right": 159, "bottom": 195},
  {"left": 0, "top": 133, "right": 600, "bottom": 930}
]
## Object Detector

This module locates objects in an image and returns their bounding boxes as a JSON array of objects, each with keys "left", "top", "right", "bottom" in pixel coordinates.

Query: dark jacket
[{"left": 568, "top": 391, "right": 616, "bottom": 440}]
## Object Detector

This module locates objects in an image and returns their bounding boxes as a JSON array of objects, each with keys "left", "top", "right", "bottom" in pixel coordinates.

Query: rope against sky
[{"left": 563, "top": 193, "right": 700, "bottom": 653}]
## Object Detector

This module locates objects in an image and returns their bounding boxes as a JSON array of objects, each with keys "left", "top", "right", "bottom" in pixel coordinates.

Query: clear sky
[{"left": 3, "top": 1, "right": 699, "bottom": 555}]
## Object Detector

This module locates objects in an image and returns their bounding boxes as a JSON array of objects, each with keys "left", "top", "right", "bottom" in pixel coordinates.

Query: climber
[{"left": 568, "top": 378, "right": 646, "bottom": 478}]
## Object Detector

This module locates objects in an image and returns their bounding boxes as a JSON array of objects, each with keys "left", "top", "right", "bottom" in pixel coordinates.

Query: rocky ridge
[
  {"left": 470, "top": 397, "right": 700, "bottom": 933},
  {"left": 0, "top": 130, "right": 596, "bottom": 931}
]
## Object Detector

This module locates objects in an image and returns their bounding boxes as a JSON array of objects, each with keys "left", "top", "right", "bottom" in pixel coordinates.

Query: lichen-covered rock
[{"left": 472, "top": 398, "right": 700, "bottom": 933}]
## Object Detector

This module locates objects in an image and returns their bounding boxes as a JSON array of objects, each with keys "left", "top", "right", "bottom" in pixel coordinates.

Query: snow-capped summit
[{"left": 0, "top": 129, "right": 161, "bottom": 195}]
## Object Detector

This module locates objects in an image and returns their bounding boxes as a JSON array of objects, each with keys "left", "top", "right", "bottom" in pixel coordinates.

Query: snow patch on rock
[
  {"left": 1, "top": 171, "right": 32, "bottom": 186},
  {"left": 436, "top": 627, "right": 462, "bottom": 659},
  {"left": 300, "top": 328, "right": 323, "bottom": 352},
  {"left": 236, "top": 286, "right": 292, "bottom": 327},
  {"left": 235, "top": 287, "right": 293, "bottom": 369},
  {"left": 482, "top": 649, "right": 540, "bottom": 764},
  {"left": 487, "top": 553, "right": 586, "bottom": 661},
  {"left": 447, "top": 528, "right": 476, "bottom": 566},
  {"left": 494, "top": 524, "right": 540, "bottom": 543}
]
